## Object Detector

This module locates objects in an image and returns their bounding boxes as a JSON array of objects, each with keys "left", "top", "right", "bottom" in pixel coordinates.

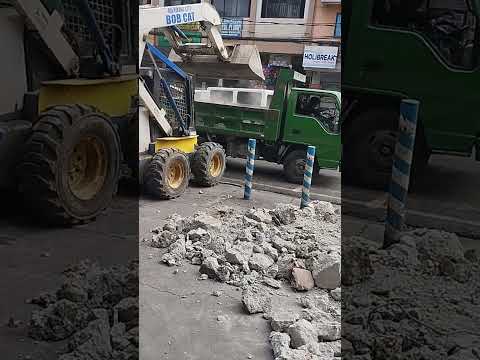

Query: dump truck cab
[
  {"left": 284, "top": 88, "right": 341, "bottom": 169},
  {"left": 342, "top": 0, "right": 480, "bottom": 188}
]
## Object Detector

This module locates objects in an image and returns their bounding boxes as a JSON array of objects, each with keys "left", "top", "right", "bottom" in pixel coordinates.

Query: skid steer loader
[
  {"left": 0, "top": 0, "right": 137, "bottom": 224},
  {"left": 138, "top": 2, "right": 264, "bottom": 199}
]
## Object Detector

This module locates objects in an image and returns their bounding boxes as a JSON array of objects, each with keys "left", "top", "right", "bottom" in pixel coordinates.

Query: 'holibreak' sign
[{"left": 303, "top": 46, "right": 338, "bottom": 69}]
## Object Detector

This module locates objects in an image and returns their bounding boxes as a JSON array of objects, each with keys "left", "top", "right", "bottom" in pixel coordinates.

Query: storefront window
[
  {"left": 261, "top": 0, "right": 306, "bottom": 18},
  {"left": 213, "top": 0, "right": 250, "bottom": 18}
]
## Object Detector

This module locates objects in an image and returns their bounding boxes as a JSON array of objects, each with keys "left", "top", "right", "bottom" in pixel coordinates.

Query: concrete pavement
[
  {"left": 0, "top": 192, "right": 138, "bottom": 360},
  {"left": 139, "top": 183, "right": 318, "bottom": 360}
]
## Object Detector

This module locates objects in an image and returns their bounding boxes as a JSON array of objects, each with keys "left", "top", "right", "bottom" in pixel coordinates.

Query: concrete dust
[
  {"left": 26, "top": 261, "right": 139, "bottom": 360},
  {"left": 343, "top": 229, "right": 480, "bottom": 360}
]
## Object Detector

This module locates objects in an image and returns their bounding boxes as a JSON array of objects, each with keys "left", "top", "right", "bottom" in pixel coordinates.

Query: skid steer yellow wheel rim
[
  {"left": 167, "top": 160, "right": 186, "bottom": 189},
  {"left": 68, "top": 136, "right": 107, "bottom": 200},
  {"left": 209, "top": 153, "right": 224, "bottom": 178}
]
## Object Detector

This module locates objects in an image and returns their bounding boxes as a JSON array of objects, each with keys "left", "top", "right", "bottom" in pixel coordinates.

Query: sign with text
[
  {"left": 303, "top": 46, "right": 338, "bottom": 69},
  {"left": 221, "top": 18, "right": 243, "bottom": 38}
]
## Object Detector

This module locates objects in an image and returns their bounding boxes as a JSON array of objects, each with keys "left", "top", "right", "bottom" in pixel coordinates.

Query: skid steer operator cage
[
  {"left": 58, "top": 0, "right": 137, "bottom": 67},
  {"left": 141, "top": 42, "right": 195, "bottom": 137}
]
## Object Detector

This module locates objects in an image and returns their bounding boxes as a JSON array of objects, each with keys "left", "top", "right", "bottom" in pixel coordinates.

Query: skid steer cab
[{"left": 139, "top": 43, "right": 226, "bottom": 199}]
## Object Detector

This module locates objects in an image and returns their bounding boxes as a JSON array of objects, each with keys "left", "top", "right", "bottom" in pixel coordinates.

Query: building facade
[{"left": 145, "top": 0, "right": 341, "bottom": 90}]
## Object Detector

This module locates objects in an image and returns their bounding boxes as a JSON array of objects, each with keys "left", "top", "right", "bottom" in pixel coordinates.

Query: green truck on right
[{"left": 342, "top": 0, "right": 480, "bottom": 189}]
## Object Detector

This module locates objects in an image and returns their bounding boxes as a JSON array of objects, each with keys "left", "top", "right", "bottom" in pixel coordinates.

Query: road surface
[{"left": 223, "top": 155, "right": 480, "bottom": 237}]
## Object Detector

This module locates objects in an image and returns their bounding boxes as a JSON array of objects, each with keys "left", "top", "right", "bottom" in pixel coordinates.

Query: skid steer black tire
[
  {"left": 191, "top": 142, "right": 226, "bottom": 187},
  {"left": 17, "top": 104, "right": 121, "bottom": 225},
  {"left": 144, "top": 148, "right": 190, "bottom": 199}
]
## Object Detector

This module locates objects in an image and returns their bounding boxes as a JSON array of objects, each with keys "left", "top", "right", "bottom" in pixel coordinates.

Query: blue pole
[
  {"left": 244, "top": 139, "right": 256, "bottom": 200},
  {"left": 384, "top": 99, "right": 420, "bottom": 247},
  {"left": 300, "top": 146, "right": 316, "bottom": 209}
]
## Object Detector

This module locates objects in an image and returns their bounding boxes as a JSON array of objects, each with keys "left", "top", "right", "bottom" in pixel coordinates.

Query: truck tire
[
  {"left": 283, "top": 149, "right": 318, "bottom": 184},
  {"left": 191, "top": 142, "right": 226, "bottom": 186},
  {"left": 144, "top": 148, "right": 190, "bottom": 199},
  {"left": 17, "top": 104, "right": 121, "bottom": 225},
  {"left": 343, "top": 108, "right": 429, "bottom": 190}
]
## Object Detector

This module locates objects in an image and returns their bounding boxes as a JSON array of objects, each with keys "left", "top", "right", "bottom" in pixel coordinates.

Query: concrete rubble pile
[
  {"left": 150, "top": 201, "right": 341, "bottom": 359},
  {"left": 267, "top": 289, "right": 341, "bottom": 359},
  {"left": 343, "top": 229, "right": 480, "bottom": 360},
  {"left": 27, "top": 260, "right": 139, "bottom": 360}
]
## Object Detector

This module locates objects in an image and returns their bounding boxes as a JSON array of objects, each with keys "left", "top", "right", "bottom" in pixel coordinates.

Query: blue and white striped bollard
[
  {"left": 244, "top": 138, "right": 256, "bottom": 200},
  {"left": 300, "top": 146, "right": 316, "bottom": 209},
  {"left": 384, "top": 99, "right": 419, "bottom": 247}
]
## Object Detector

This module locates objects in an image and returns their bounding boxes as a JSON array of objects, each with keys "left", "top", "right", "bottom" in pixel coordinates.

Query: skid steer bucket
[{"left": 169, "top": 45, "right": 265, "bottom": 81}]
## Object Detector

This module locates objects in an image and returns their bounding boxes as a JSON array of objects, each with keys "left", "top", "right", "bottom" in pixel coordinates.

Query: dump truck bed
[{"left": 195, "top": 99, "right": 282, "bottom": 142}]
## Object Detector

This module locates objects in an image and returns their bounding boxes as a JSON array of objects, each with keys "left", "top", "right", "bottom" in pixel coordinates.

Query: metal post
[
  {"left": 244, "top": 139, "right": 256, "bottom": 200},
  {"left": 300, "top": 146, "right": 316, "bottom": 209},
  {"left": 384, "top": 99, "right": 420, "bottom": 247}
]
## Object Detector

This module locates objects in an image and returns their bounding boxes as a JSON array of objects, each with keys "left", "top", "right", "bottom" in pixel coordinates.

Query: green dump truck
[
  {"left": 194, "top": 69, "right": 341, "bottom": 183},
  {"left": 342, "top": 0, "right": 480, "bottom": 189}
]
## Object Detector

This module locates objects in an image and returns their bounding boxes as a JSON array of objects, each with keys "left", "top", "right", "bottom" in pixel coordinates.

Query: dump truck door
[{"left": 283, "top": 90, "right": 341, "bottom": 170}]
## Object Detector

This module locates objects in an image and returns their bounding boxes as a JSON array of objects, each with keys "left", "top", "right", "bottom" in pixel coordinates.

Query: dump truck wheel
[
  {"left": 17, "top": 104, "right": 121, "bottom": 225},
  {"left": 191, "top": 142, "right": 226, "bottom": 187},
  {"left": 144, "top": 148, "right": 190, "bottom": 199},
  {"left": 283, "top": 150, "right": 318, "bottom": 184},
  {"left": 343, "top": 108, "right": 429, "bottom": 191}
]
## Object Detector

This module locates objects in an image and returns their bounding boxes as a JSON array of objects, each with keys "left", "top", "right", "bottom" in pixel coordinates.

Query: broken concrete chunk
[
  {"left": 270, "top": 311, "right": 300, "bottom": 332},
  {"left": 288, "top": 319, "right": 318, "bottom": 349},
  {"left": 274, "top": 348, "right": 313, "bottom": 360},
  {"left": 151, "top": 230, "right": 177, "bottom": 248},
  {"left": 114, "top": 297, "right": 139, "bottom": 329},
  {"left": 269, "top": 331, "right": 291, "bottom": 358},
  {"left": 185, "top": 213, "right": 222, "bottom": 232},
  {"left": 342, "top": 241, "right": 372, "bottom": 286},
  {"left": 247, "top": 208, "right": 273, "bottom": 224},
  {"left": 29, "top": 299, "right": 93, "bottom": 341},
  {"left": 271, "top": 204, "right": 297, "bottom": 225},
  {"left": 225, "top": 242, "right": 254, "bottom": 265},
  {"left": 316, "top": 321, "right": 341, "bottom": 341},
  {"left": 199, "top": 257, "right": 220, "bottom": 280},
  {"left": 263, "top": 277, "right": 282, "bottom": 289},
  {"left": 291, "top": 268, "right": 315, "bottom": 291},
  {"left": 249, "top": 253, "right": 275, "bottom": 273},
  {"left": 161, "top": 237, "right": 186, "bottom": 266},
  {"left": 242, "top": 285, "right": 272, "bottom": 314},
  {"left": 187, "top": 228, "right": 211, "bottom": 242},
  {"left": 272, "top": 236, "right": 296, "bottom": 253},
  {"left": 261, "top": 242, "right": 279, "bottom": 261},
  {"left": 64, "top": 314, "right": 112, "bottom": 359},
  {"left": 330, "top": 287, "right": 341, "bottom": 301},
  {"left": 276, "top": 254, "right": 297, "bottom": 279},
  {"left": 307, "top": 252, "right": 341, "bottom": 289}
]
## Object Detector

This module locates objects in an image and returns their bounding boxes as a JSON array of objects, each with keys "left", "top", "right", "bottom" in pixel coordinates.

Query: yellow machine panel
[
  {"left": 155, "top": 135, "right": 198, "bottom": 154},
  {"left": 39, "top": 75, "right": 138, "bottom": 117}
]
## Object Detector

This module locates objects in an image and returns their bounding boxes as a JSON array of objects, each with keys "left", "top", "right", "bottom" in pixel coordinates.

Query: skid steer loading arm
[
  {"left": 139, "top": 2, "right": 265, "bottom": 140},
  {"left": 139, "top": 3, "right": 264, "bottom": 81}
]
